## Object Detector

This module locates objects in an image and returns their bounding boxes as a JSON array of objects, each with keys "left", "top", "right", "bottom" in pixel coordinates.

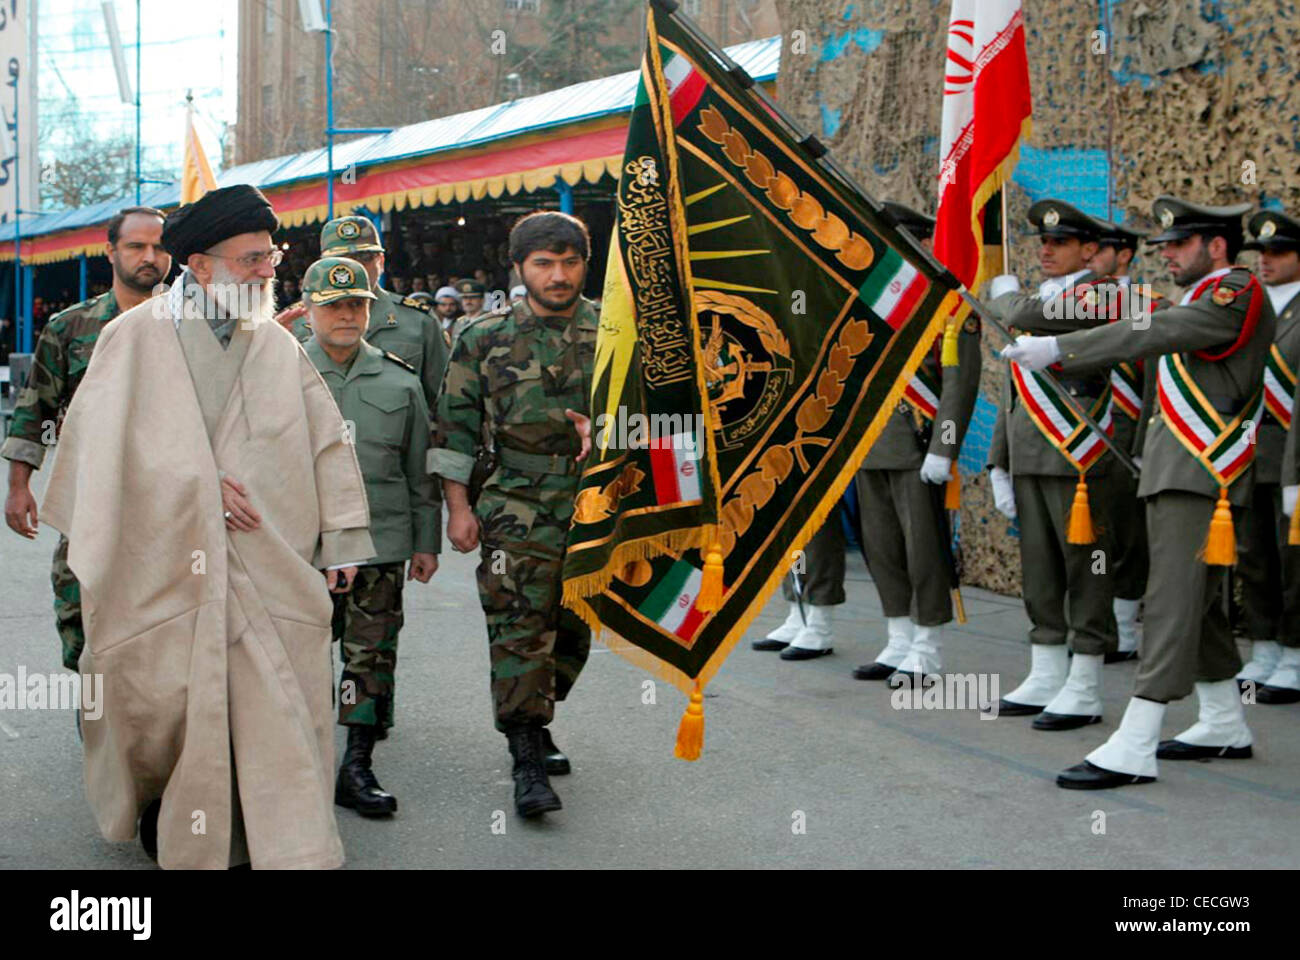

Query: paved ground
[{"left": 2, "top": 465, "right": 1298, "bottom": 869}]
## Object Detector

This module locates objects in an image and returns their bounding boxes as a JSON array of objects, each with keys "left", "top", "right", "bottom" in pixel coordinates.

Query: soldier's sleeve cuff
[
  {"left": 427, "top": 447, "right": 474, "bottom": 485},
  {"left": 0, "top": 436, "right": 46, "bottom": 468},
  {"left": 316, "top": 528, "right": 376, "bottom": 569}
]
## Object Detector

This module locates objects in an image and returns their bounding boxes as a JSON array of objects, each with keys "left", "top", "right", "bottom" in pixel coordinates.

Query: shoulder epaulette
[
  {"left": 383, "top": 350, "right": 417, "bottom": 373},
  {"left": 401, "top": 296, "right": 434, "bottom": 314}
]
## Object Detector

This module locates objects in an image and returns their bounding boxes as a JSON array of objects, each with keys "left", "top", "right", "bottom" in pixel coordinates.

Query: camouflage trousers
[
  {"left": 52, "top": 535, "right": 84, "bottom": 670},
  {"left": 333, "top": 561, "right": 405, "bottom": 729},
  {"left": 475, "top": 545, "right": 591, "bottom": 731}
]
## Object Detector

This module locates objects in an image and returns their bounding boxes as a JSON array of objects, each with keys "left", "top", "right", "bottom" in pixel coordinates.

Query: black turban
[{"left": 162, "top": 184, "right": 280, "bottom": 264}]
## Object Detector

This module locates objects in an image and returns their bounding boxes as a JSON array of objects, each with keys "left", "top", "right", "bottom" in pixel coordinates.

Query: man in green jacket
[{"left": 301, "top": 256, "right": 441, "bottom": 817}]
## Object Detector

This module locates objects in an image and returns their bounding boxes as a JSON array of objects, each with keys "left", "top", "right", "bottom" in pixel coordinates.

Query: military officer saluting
[
  {"left": 1004, "top": 196, "right": 1274, "bottom": 789},
  {"left": 985, "top": 200, "right": 1120, "bottom": 730},
  {"left": 850, "top": 202, "right": 981, "bottom": 681},
  {"left": 1234, "top": 210, "right": 1300, "bottom": 703},
  {"left": 292, "top": 215, "right": 449, "bottom": 414},
  {"left": 450, "top": 278, "right": 489, "bottom": 342},
  {"left": 300, "top": 256, "right": 441, "bottom": 817},
  {"left": 431, "top": 212, "right": 596, "bottom": 820},
  {"left": 3, "top": 206, "right": 171, "bottom": 671},
  {"left": 1088, "top": 216, "right": 1150, "bottom": 663}
]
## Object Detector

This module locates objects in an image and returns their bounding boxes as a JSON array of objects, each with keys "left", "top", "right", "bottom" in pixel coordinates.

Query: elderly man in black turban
[{"left": 41, "top": 183, "right": 375, "bottom": 869}]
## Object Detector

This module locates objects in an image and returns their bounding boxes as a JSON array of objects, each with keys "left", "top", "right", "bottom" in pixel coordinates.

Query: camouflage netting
[{"left": 774, "top": 0, "right": 1300, "bottom": 595}]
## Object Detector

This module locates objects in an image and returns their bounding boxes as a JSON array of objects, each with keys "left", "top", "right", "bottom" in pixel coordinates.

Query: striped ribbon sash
[
  {"left": 903, "top": 362, "right": 941, "bottom": 422},
  {"left": 1156, "top": 353, "right": 1262, "bottom": 489},
  {"left": 1263, "top": 344, "right": 1295, "bottom": 431},
  {"left": 1010, "top": 363, "right": 1114, "bottom": 474},
  {"left": 1109, "top": 362, "right": 1143, "bottom": 420}
]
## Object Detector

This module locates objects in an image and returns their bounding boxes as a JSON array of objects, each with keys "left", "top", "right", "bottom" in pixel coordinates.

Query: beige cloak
[{"left": 42, "top": 285, "right": 374, "bottom": 870}]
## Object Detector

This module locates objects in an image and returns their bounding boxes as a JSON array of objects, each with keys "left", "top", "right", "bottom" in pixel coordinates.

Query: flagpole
[{"left": 651, "top": 0, "right": 1140, "bottom": 480}]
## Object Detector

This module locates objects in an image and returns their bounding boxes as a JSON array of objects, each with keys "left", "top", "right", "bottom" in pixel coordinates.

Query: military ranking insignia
[
  {"left": 1161, "top": 207, "right": 1176, "bottom": 229},
  {"left": 1260, "top": 220, "right": 1277, "bottom": 240},
  {"left": 1043, "top": 208, "right": 1060, "bottom": 228},
  {"left": 338, "top": 220, "right": 361, "bottom": 239},
  {"left": 1213, "top": 287, "right": 1236, "bottom": 306}
]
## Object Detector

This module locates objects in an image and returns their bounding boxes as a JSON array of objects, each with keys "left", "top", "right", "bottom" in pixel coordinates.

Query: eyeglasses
[{"left": 202, "top": 248, "right": 284, "bottom": 269}]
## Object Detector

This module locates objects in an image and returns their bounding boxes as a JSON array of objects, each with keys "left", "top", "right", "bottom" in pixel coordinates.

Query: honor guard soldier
[
  {"left": 985, "top": 200, "right": 1120, "bottom": 729},
  {"left": 450, "top": 278, "right": 489, "bottom": 342},
  {"left": 300, "top": 257, "right": 441, "bottom": 816},
  {"left": 849, "top": 202, "right": 981, "bottom": 680},
  {"left": 3, "top": 207, "right": 171, "bottom": 672},
  {"left": 1234, "top": 210, "right": 1300, "bottom": 703},
  {"left": 1088, "top": 216, "right": 1151, "bottom": 662},
  {"left": 291, "top": 215, "right": 449, "bottom": 413},
  {"left": 431, "top": 212, "right": 597, "bottom": 819},
  {"left": 1003, "top": 196, "right": 1274, "bottom": 788}
]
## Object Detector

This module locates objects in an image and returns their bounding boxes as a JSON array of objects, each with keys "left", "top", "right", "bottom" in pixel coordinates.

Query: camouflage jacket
[
  {"left": 2, "top": 291, "right": 120, "bottom": 468},
  {"left": 429, "top": 296, "right": 597, "bottom": 553}
]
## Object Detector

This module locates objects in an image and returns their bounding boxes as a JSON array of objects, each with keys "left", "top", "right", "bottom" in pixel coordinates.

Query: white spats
[
  {"left": 1087, "top": 696, "right": 1166, "bottom": 778},
  {"left": 1042, "top": 652, "right": 1103, "bottom": 718},
  {"left": 765, "top": 602, "right": 805, "bottom": 644},
  {"left": 1113, "top": 598, "right": 1141, "bottom": 654},
  {"left": 1262, "top": 647, "right": 1300, "bottom": 692},
  {"left": 895, "top": 624, "right": 942, "bottom": 675},
  {"left": 873, "top": 616, "right": 914, "bottom": 668},
  {"left": 1171, "top": 680, "right": 1253, "bottom": 749},
  {"left": 1003, "top": 643, "right": 1068, "bottom": 707},
  {"left": 787, "top": 604, "right": 835, "bottom": 651},
  {"left": 1236, "top": 640, "right": 1282, "bottom": 684}
]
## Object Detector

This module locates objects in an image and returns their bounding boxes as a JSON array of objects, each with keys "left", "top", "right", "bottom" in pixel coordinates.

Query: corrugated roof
[{"left": 16, "top": 35, "right": 780, "bottom": 243}]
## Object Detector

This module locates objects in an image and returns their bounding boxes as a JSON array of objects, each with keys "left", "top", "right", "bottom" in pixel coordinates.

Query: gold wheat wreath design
[{"left": 696, "top": 106, "right": 875, "bottom": 272}]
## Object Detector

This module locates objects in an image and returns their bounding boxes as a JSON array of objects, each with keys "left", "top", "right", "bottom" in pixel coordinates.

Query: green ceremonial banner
[{"left": 561, "top": 1, "right": 961, "bottom": 753}]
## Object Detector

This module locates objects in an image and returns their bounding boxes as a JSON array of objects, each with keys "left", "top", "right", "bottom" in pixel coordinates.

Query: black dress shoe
[
  {"left": 779, "top": 645, "right": 832, "bottom": 661},
  {"left": 988, "top": 698, "right": 1045, "bottom": 716},
  {"left": 853, "top": 662, "right": 897, "bottom": 681},
  {"left": 1056, "top": 760, "right": 1155, "bottom": 790},
  {"left": 751, "top": 637, "right": 791, "bottom": 651},
  {"left": 1033, "top": 711, "right": 1102, "bottom": 731},
  {"left": 1104, "top": 650, "right": 1139, "bottom": 664},
  {"left": 1156, "top": 739, "right": 1253, "bottom": 760},
  {"left": 1256, "top": 684, "right": 1300, "bottom": 705},
  {"left": 540, "top": 727, "right": 570, "bottom": 775}
]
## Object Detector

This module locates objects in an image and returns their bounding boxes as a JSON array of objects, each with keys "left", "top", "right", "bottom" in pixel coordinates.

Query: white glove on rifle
[
  {"left": 1000, "top": 334, "right": 1061, "bottom": 371},
  {"left": 919, "top": 453, "right": 953, "bottom": 485},
  {"left": 990, "top": 467, "right": 1016, "bottom": 519},
  {"left": 1284, "top": 484, "right": 1299, "bottom": 518}
]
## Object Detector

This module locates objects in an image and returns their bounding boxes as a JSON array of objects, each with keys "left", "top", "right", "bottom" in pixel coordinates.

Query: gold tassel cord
[
  {"left": 674, "top": 679, "right": 705, "bottom": 761},
  {"left": 1202, "top": 487, "right": 1237, "bottom": 566},
  {"left": 1065, "top": 474, "right": 1096, "bottom": 545},
  {"left": 944, "top": 461, "right": 961, "bottom": 510},
  {"left": 1290, "top": 503, "right": 1300, "bottom": 547},
  {"left": 941, "top": 313, "right": 960, "bottom": 367},
  {"left": 696, "top": 525, "right": 725, "bottom": 612}
]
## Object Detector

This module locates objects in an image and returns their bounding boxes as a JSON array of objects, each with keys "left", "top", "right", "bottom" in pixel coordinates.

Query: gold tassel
[
  {"left": 674, "top": 679, "right": 705, "bottom": 761},
  {"left": 1202, "top": 487, "right": 1237, "bottom": 565},
  {"left": 1066, "top": 475, "right": 1095, "bottom": 544},
  {"left": 941, "top": 315, "right": 960, "bottom": 367},
  {"left": 697, "top": 525, "right": 724, "bottom": 612},
  {"left": 944, "top": 461, "right": 961, "bottom": 510},
  {"left": 1290, "top": 504, "right": 1300, "bottom": 547}
]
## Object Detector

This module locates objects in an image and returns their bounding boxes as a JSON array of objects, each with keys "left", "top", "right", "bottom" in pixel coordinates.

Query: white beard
[{"left": 207, "top": 261, "right": 277, "bottom": 326}]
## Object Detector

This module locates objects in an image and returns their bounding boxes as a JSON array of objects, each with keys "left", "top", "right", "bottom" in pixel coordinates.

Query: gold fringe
[
  {"left": 966, "top": 116, "right": 1033, "bottom": 298},
  {"left": 562, "top": 526, "right": 708, "bottom": 609},
  {"left": 1290, "top": 503, "right": 1300, "bottom": 547},
  {"left": 1201, "top": 487, "right": 1237, "bottom": 566}
]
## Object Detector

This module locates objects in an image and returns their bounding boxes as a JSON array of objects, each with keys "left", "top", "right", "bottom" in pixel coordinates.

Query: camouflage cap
[
  {"left": 320, "top": 215, "right": 385, "bottom": 257},
  {"left": 302, "top": 257, "right": 378, "bottom": 304}
]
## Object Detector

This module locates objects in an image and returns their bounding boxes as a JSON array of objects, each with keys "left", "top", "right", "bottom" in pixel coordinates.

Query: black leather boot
[
  {"left": 540, "top": 727, "right": 571, "bottom": 775},
  {"left": 506, "top": 725, "right": 563, "bottom": 817},
  {"left": 335, "top": 725, "right": 397, "bottom": 816}
]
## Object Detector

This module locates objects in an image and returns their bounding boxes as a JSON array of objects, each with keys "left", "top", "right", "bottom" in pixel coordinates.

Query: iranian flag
[
  {"left": 661, "top": 48, "right": 707, "bottom": 124},
  {"left": 932, "top": 0, "right": 1032, "bottom": 294},
  {"left": 638, "top": 559, "right": 708, "bottom": 642},
  {"left": 649, "top": 433, "right": 703, "bottom": 505},
  {"left": 859, "top": 246, "right": 928, "bottom": 330}
]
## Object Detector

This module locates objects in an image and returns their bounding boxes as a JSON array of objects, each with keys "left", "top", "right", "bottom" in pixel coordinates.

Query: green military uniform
[
  {"left": 987, "top": 200, "right": 1117, "bottom": 664},
  {"left": 1233, "top": 210, "right": 1300, "bottom": 700},
  {"left": 300, "top": 257, "right": 439, "bottom": 730},
  {"left": 1050, "top": 204, "right": 1275, "bottom": 705},
  {"left": 430, "top": 295, "right": 598, "bottom": 731},
  {"left": 779, "top": 519, "right": 845, "bottom": 606},
  {"left": 449, "top": 279, "right": 489, "bottom": 343},
  {"left": 2, "top": 291, "right": 121, "bottom": 670},
  {"left": 291, "top": 216, "right": 451, "bottom": 415}
]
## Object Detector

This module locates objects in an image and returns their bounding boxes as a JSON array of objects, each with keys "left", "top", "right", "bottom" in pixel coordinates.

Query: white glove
[
  {"left": 1284, "top": 484, "right": 1299, "bottom": 518},
  {"left": 1000, "top": 334, "right": 1060, "bottom": 371},
  {"left": 988, "top": 274, "right": 1022, "bottom": 299},
  {"left": 990, "top": 467, "right": 1017, "bottom": 519},
  {"left": 920, "top": 453, "right": 952, "bottom": 485}
]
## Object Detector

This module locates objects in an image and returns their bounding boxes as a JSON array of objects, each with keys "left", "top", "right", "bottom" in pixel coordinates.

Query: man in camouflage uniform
[
  {"left": 300, "top": 256, "right": 440, "bottom": 817},
  {"left": 430, "top": 211, "right": 596, "bottom": 819},
  {"left": 3, "top": 207, "right": 171, "bottom": 670},
  {"left": 290, "top": 215, "right": 450, "bottom": 412}
]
